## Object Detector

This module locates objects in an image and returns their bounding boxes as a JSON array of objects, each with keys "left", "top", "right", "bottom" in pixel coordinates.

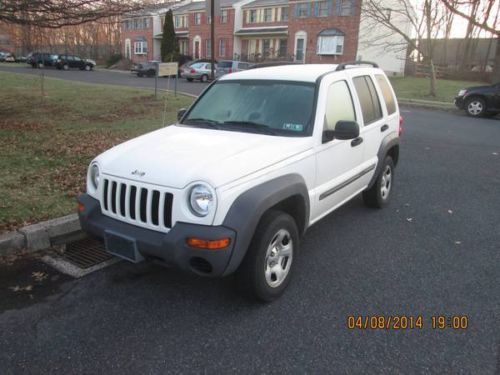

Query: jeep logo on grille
[{"left": 131, "top": 169, "right": 146, "bottom": 177}]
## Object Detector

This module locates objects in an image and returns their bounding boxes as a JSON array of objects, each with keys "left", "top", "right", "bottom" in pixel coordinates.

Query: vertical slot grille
[
  {"left": 119, "top": 183, "right": 126, "bottom": 216},
  {"left": 111, "top": 182, "right": 117, "bottom": 213},
  {"left": 139, "top": 188, "right": 148, "bottom": 223},
  {"left": 151, "top": 190, "right": 160, "bottom": 225},
  {"left": 129, "top": 186, "right": 137, "bottom": 220},
  {"left": 101, "top": 178, "right": 174, "bottom": 230},
  {"left": 164, "top": 193, "right": 173, "bottom": 228}
]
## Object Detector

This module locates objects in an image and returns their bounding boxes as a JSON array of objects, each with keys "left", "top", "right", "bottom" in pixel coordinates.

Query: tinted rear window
[
  {"left": 353, "top": 76, "right": 383, "bottom": 125},
  {"left": 375, "top": 74, "right": 396, "bottom": 114}
]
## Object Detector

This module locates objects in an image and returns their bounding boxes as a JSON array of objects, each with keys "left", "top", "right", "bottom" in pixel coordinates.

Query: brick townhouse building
[{"left": 121, "top": 0, "right": 409, "bottom": 74}]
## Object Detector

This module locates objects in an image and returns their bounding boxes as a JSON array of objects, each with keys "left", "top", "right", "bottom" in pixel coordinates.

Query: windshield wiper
[
  {"left": 183, "top": 118, "right": 221, "bottom": 129},
  {"left": 222, "top": 121, "right": 277, "bottom": 135}
]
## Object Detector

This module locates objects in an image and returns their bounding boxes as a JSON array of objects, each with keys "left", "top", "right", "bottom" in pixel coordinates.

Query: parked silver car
[
  {"left": 183, "top": 62, "right": 215, "bottom": 82},
  {"left": 216, "top": 60, "right": 253, "bottom": 78}
]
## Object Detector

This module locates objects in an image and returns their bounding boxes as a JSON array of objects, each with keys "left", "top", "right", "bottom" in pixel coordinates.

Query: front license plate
[{"left": 104, "top": 231, "right": 143, "bottom": 263}]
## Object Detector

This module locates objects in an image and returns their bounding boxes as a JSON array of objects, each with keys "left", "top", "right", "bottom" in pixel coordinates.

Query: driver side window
[{"left": 325, "top": 80, "right": 356, "bottom": 130}]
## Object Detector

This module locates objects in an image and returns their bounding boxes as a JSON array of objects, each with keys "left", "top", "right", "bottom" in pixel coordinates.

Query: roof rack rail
[{"left": 335, "top": 61, "right": 379, "bottom": 71}]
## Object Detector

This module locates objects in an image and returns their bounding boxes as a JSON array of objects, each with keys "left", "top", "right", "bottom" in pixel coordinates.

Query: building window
[
  {"left": 207, "top": 15, "right": 212, "bottom": 24},
  {"left": 317, "top": 35, "right": 344, "bottom": 55},
  {"left": 174, "top": 16, "right": 180, "bottom": 28},
  {"left": 278, "top": 39, "right": 287, "bottom": 57},
  {"left": 134, "top": 41, "right": 148, "bottom": 55},
  {"left": 316, "top": 1, "right": 330, "bottom": 16},
  {"left": 219, "top": 39, "right": 226, "bottom": 57},
  {"left": 144, "top": 18, "right": 150, "bottom": 28},
  {"left": 221, "top": 9, "right": 228, "bottom": 23},
  {"left": 295, "top": 3, "right": 310, "bottom": 17},
  {"left": 264, "top": 8, "right": 273, "bottom": 22},
  {"left": 205, "top": 39, "right": 211, "bottom": 57},
  {"left": 280, "top": 7, "right": 289, "bottom": 21},
  {"left": 194, "top": 13, "right": 201, "bottom": 25},
  {"left": 249, "top": 9, "right": 257, "bottom": 23},
  {"left": 337, "top": 0, "right": 354, "bottom": 16},
  {"left": 263, "top": 39, "right": 271, "bottom": 57},
  {"left": 124, "top": 20, "right": 130, "bottom": 30}
]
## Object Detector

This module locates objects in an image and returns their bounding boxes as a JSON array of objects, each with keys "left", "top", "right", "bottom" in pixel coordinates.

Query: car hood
[
  {"left": 96, "top": 125, "right": 312, "bottom": 189},
  {"left": 465, "top": 85, "right": 493, "bottom": 92}
]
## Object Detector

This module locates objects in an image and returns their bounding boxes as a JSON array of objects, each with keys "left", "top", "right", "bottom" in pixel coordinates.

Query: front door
[
  {"left": 295, "top": 38, "right": 304, "bottom": 62},
  {"left": 312, "top": 78, "right": 366, "bottom": 223},
  {"left": 194, "top": 41, "right": 200, "bottom": 59}
]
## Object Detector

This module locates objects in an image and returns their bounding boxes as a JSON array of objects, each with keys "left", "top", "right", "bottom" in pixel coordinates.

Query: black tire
[
  {"left": 465, "top": 97, "right": 486, "bottom": 117},
  {"left": 31, "top": 63, "right": 37, "bottom": 69},
  {"left": 63, "top": 64, "right": 69, "bottom": 71},
  {"left": 363, "top": 156, "right": 395, "bottom": 209},
  {"left": 186, "top": 78, "right": 193, "bottom": 82},
  {"left": 137, "top": 72, "right": 143, "bottom": 77},
  {"left": 37, "top": 62, "right": 44, "bottom": 69},
  {"left": 85, "top": 64, "right": 92, "bottom": 71},
  {"left": 236, "top": 210, "right": 299, "bottom": 302},
  {"left": 200, "top": 74, "right": 208, "bottom": 83}
]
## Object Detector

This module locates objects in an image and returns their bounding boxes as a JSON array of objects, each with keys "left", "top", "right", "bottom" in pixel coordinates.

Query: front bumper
[
  {"left": 78, "top": 194, "right": 237, "bottom": 277},
  {"left": 454, "top": 96, "right": 465, "bottom": 109}
]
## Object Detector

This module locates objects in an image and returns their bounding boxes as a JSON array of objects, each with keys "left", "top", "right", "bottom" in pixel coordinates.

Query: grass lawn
[
  {"left": 0, "top": 71, "right": 193, "bottom": 233},
  {"left": 389, "top": 76, "right": 485, "bottom": 103}
]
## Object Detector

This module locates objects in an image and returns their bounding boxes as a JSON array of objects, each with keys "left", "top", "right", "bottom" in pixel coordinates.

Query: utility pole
[{"left": 210, "top": 0, "right": 215, "bottom": 80}]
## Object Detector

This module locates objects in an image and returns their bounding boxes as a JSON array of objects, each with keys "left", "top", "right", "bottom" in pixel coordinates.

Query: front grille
[{"left": 101, "top": 177, "right": 173, "bottom": 230}]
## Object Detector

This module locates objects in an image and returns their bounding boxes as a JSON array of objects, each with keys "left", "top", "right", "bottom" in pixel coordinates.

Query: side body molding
[{"left": 222, "top": 174, "right": 310, "bottom": 276}]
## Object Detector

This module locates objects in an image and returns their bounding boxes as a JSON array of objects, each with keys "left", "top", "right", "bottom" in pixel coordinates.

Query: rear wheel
[
  {"left": 363, "top": 156, "right": 395, "bottom": 209},
  {"left": 137, "top": 72, "right": 143, "bottom": 77},
  {"left": 63, "top": 64, "right": 69, "bottom": 71},
  {"left": 237, "top": 210, "right": 298, "bottom": 302},
  {"left": 37, "top": 62, "right": 44, "bottom": 69},
  {"left": 465, "top": 97, "right": 486, "bottom": 117}
]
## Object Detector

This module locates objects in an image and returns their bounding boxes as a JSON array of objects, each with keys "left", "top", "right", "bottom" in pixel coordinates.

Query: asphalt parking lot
[
  {"left": 0, "top": 64, "right": 209, "bottom": 97},
  {"left": 0, "top": 69, "right": 499, "bottom": 373}
]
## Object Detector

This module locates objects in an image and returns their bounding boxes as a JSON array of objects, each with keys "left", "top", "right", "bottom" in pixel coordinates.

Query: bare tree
[
  {"left": 440, "top": 0, "right": 500, "bottom": 81},
  {"left": 362, "top": 0, "right": 447, "bottom": 97},
  {"left": 0, "top": 0, "right": 151, "bottom": 28}
]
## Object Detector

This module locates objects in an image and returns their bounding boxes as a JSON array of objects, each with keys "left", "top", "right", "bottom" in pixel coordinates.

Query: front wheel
[
  {"left": 186, "top": 78, "right": 193, "bottom": 82},
  {"left": 466, "top": 97, "right": 486, "bottom": 117},
  {"left": 85, "top": 64, "right": 92, "bottom": 71},
  {"left": 363, "top": 156, "right": 395, "bottom": 208},
  {"left": 200, "top": 74, "right": 208, "bottom": 83},
  {"left": 63, "top": 64, "right": 69, "bottom": 71},
  {"left": 237, "top": 210, "right": 299, "bottom": 302}
]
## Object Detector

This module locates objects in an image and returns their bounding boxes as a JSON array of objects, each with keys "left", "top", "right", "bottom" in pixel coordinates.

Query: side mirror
[
  {"left": 333, "top": 120, "right": 360, "bottom": 140},
  {"left": 177, "top": 108, "right": 187, "bottom": 121}
]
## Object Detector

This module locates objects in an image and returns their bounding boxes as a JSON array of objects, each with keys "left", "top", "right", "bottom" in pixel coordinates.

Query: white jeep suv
[{"left": 78, "top": 62, "right": 402, "bottom": 301}]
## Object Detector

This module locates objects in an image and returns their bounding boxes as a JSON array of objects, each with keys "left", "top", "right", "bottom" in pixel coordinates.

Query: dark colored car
[
  {"left": 55, "top": 55, "right": 96, "bottom": 71},
  {"left": 27, "top": 52, "right": 58, "bottom": 68},
  {"left": 454, "top": 82, "right": 500, "bottom": 117},
  {"left": 131, "top": 61, "right": 159, "bottom": 77}
]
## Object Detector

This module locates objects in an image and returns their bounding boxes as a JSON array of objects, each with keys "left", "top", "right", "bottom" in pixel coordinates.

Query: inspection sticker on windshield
[{"left": 283, "top": 123, "right": 304, "bottom": 131}]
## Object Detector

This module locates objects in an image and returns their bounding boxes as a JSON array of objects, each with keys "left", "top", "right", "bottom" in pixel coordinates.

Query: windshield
[
  {"left": 218, "top": 61, "right": 233, "bottom": 68},
  {"left": 182, "top": 80, "right": 316, "bottom": 136}
]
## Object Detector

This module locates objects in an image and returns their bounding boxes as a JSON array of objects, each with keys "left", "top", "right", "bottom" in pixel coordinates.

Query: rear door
[
  {"left": 350, "top": 73, "right": 390, "bottom": 177},
  {"left": 73, "top": 56, "right": 83, "bottom": 69}
]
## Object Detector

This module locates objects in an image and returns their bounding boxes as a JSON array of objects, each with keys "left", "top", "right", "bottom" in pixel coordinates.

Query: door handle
[
  {"left": 351, "top": 137, "right": 363, "bottom": 147},
  {"left": 381, "top": 124, "right": 389, "bottom": 132}
]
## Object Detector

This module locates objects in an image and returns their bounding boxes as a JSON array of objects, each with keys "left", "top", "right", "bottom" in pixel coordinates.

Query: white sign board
[{"left": 158, "top": 62, "right": 178, "bottom": 76}]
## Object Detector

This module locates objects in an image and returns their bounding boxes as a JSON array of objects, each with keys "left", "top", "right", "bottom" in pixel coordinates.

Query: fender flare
[
  {"left": 368, "top": 132, "right": 400, "bottom": 189},
  {"left": 221, "top": 174, "right": 309, "bottom": 276}
]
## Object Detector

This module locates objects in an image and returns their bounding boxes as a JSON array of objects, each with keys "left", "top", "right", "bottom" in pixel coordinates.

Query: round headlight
[
  {"left": 189, "top": 184, "right": 214, "bottom": 217},
  {"left": 90, "top": 164, "right": 100, "bottom": 189}
]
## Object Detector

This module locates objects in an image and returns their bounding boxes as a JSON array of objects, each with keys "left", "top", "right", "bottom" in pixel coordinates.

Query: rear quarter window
[
  {"left": 375, "top": 74, "right": 397, "bottom": 115},
  {"left": 353, "top": 75, "right": 383, "bottom": 125}
]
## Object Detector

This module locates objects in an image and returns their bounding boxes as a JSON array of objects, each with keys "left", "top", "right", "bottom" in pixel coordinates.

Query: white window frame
[
  {"left": 174, "top": 15, "right": 180, "bottom": 28},
  {"left": 206, "top": 39, "right": 212, "bottom": 57},
  {"left": 316, "top": 35, "right": 344, "bottom": 55},
  {"left": 280, "top": 7, "right": 289, "bottom": 21},
  {"left": 219, "top": 39, "right": 226, "bottom": 57},
  {"left": 317, "top": 1, "right": 329, "bottom": 16},
  {"left": 194, "top": 13, "right": 201, "bottom": 25},
  {"left": 220, "top": 9, "right": 228, "bottom": 23},
  {"left": 134, "top": 41, "right": 148, "bottom": 55},
  {"left": 249, "top": 9, "right": 257, "bottom": 23},
  {"left": 264, "top": 8, "right": 273, "bottom": 22}
]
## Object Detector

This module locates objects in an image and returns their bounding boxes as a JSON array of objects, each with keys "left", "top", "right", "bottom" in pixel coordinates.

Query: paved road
[
  {"left": 1, "top": 90, "right": 499, "bottom": 372},
  {"left": 0, "top": 64, "right": 209, "bottom": 97}
]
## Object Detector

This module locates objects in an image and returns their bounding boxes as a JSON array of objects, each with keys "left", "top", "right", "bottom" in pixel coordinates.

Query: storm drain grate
[{"left": 63, "top": 237, "right": 113, "bottom": 269}]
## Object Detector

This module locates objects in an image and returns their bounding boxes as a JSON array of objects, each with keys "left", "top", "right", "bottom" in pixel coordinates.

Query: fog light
[{"left": 186, "top": 237, "right": 231, "bottom": 250}]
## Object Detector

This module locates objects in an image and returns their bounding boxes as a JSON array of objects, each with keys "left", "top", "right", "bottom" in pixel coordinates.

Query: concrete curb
[
  {"left": 399, "top": 98, "right": 456, "bottom": 111},
  {"left": 0, "top": 214, "right": 84, "bottom": 257}
]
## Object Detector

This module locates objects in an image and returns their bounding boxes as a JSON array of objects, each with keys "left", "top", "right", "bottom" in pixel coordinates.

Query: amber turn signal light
[
  {"left": 77, "top": 202, "right": 85, "bottom": 212},
  {"left": 186, "top": 237, "right": 231, "bottom": 250}
]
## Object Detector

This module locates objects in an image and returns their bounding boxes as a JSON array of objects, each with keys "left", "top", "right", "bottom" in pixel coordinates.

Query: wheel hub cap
[
  {"left": 264, "top": 229, "right": 293, "bottom": 288},
  {"left": 468, "top": 101, "right": 483, "bottom": 115},
  {"left": 380, "top": 165, "right": 392, "bottom": 199}
]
